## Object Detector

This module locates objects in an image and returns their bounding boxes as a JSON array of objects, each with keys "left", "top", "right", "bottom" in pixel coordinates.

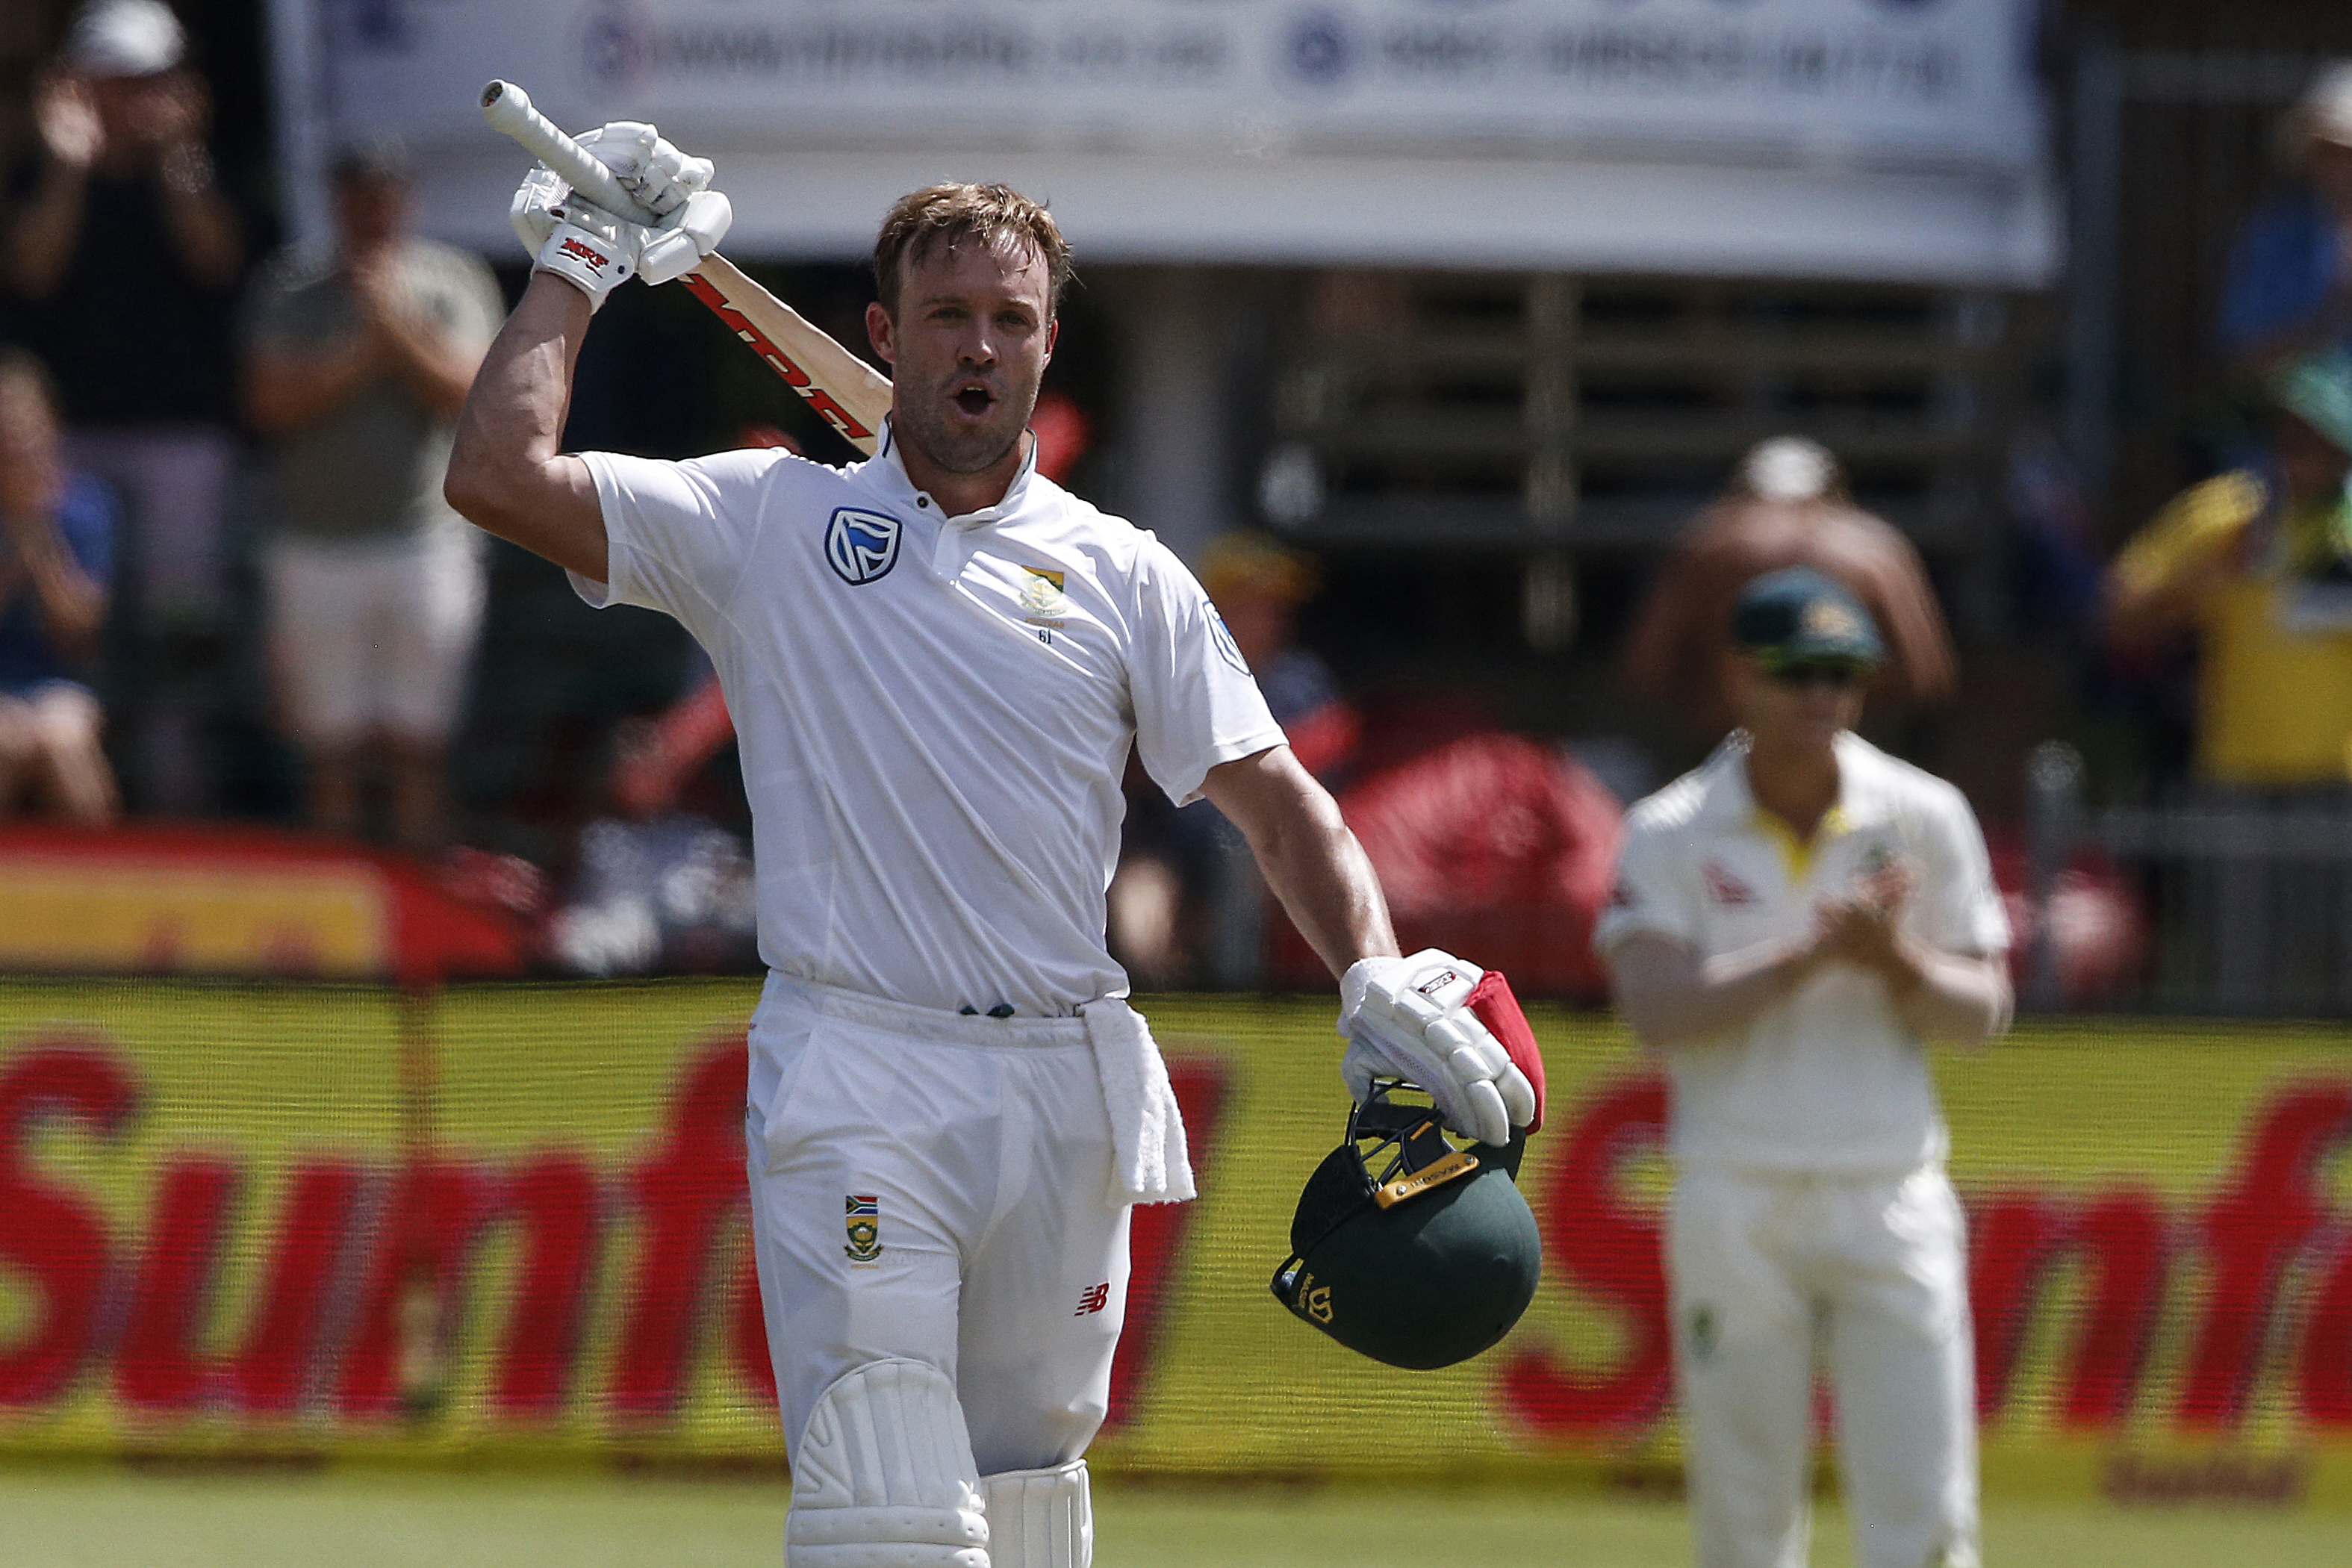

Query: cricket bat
[{"left": 479, "top": 80, "right": 893, "bottom": 455}]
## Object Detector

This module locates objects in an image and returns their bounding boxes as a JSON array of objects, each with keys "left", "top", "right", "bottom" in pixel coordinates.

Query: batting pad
[
  {"left": 788, "top": 1359, "right": 989, "bottom": 1568},
  {"left": 982, "top": 1460, "right": 1092, "bottom": 1568}
]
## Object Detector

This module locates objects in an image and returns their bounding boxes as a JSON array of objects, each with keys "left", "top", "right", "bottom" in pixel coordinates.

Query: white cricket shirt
[
  {"left": 572, "top": 423, "right": 1286, "bottom": 1015},
  {"left": 1594, "top": 731, "right": 2009, "bottom": 1175}
]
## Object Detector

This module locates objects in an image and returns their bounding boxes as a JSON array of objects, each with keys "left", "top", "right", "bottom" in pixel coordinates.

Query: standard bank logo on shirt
[
  {"left": 825, "top": 508, "right": 901, "bottom": 585},
  {"left": 1207, "top": 603, "right": 1250, "bottom": 673}
]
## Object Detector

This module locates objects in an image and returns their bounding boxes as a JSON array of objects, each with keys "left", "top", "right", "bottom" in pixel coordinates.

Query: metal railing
[{"left": 2024, "top": 741, "right": 2352, "bottom": 1015}]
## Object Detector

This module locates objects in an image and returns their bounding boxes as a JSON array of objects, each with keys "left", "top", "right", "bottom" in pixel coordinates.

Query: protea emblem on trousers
[{"left": 844, "top": 1194, "right": 883, "bottom": 1262}]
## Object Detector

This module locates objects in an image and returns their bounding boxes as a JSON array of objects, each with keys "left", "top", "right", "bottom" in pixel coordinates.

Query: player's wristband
[{"left": 533, "top": 217, "right": 635, "bottom": 308}]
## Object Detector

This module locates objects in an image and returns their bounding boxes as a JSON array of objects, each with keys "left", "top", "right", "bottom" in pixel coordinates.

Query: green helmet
[{"left": 1269, "top": 1083, "right": 1543, "bottom": 1370}]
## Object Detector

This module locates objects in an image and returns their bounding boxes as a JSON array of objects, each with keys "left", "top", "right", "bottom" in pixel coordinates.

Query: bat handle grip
[{"left": 479, "top": 78, "right": 658, "bottom": 225}]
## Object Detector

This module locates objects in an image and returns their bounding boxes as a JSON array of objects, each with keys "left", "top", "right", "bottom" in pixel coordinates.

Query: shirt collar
[
  {"left": 1707, "top": 729, "right": 1879, "bottom": 833},
  {"left": 871, "top": 417, "right": 1043, "bottom": 528}
]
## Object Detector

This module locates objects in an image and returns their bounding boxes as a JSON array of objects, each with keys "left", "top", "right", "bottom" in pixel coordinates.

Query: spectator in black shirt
[{"left": 2, "top": 0, "right": 243, "bottom": 812}]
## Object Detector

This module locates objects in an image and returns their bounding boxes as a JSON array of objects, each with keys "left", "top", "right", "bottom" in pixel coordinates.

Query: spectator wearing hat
[
  {"left": 0, "top": 347, "right": 119, "bottom": 824},
  {"left": 3, "top": 0, "right": 245, "bottom": 810},
  {"left": 2106, "top": 356, "right": 2352, "bottom": 786},
  {"left": 2220, "top": 62, "right": 2352, "bottom": 382},
  {"left": 1109, "top": 532, "right": 1358, "bottom": 986},
  {"left": 240, "top": 143, "right": 503, "bottom": 851},
  {"left": 1621, "top": 436, "right": 1958, "bottom": 744}
]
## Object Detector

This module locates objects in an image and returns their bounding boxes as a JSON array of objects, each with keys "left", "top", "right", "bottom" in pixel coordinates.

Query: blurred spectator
[
  {"left": 1620, "top": 436, "right": 1958, "bottom": 739},
  {"left": 2219, "top": 63, "right": 2352, "bottom": 382},
  {"left": 2105, "top": 354, "right": 2352, "bottom": 787},
  {"left": 2, "top": 0, "right": 243, "bottom": 810},
  {"left": 1200, "top": 532, "right": 1360, "bottom": 778},
  {"left": 240, "top": 142, "right": 501, "bottom": 851},
  {"left": 1109, "top": 532, "right": 1358, "bottom": 988},
  {"left": 0, "top": 348, "right": 118, "bottom": 824}
]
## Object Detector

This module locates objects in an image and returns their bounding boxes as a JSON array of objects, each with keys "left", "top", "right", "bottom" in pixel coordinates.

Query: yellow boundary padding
[{"left": 1, "top": 982, "right": 2349, "bottom": 1508}]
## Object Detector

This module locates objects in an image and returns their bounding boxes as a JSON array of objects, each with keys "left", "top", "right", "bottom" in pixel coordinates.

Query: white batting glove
[
  {"left": 1338, "top": 949, "right": 1538, "bottom": 1148},
  {"left": 508, "top": 122, "right": 733, "bottom": 306}
]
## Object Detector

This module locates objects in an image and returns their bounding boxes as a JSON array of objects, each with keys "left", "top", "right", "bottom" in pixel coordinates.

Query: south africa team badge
[{"left": 844, "top": 1195, "right": 883, "bottom": 1263}]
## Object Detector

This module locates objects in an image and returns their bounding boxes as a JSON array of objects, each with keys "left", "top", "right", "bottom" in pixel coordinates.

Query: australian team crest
[
  {"left": 844, "top": 1195, "right": 883, "bottom": 1263},
  {"left": 826, "top": 508, "right": 901, "bottom": 585}
]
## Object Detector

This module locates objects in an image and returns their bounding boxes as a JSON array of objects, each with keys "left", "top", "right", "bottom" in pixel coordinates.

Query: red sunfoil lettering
[
  {"left": 0, "top": 1041, "right": 135, "bottom": 1405},
  {"left": 1499, "top": 1075, "right": 1672, "bottom": 1434},
  {"left": 337, "top": 1160, "right": 502, "bottom": 1416},
  {"left": 2298, "top": 1231, "right": 2352, "bottom": 1425},
  {"left": 1967, "top": 1190, "right": 2063, "bottom": 1416},
  {"left": 495, "top": 1151, "right": 604, "bottom": 1417},
  {"left": 2178, "top": 1083, "right": 2352, "bottom": 1428},
  {"left": 1101, "top": 1060, "right": 1227, "bottom": 1433},
  {"left": 115, "top": 1157, "right": 239, "bottom": 1410},
  {"left": 2056, "top": 1191, "right": 2171, "bottom": 1428},
  {"left": 1969, "top": 1186, "right": 2172, "bottom": 1428},
  {"left": 229, "top": 1160, "right": 364, "bottom": 1410},
  {"left": 611, "top": 1036, "right": 748, "bottom": 1420},
  {"left": 730, "top": 1236, "right": 776, "bottom": 1407}
]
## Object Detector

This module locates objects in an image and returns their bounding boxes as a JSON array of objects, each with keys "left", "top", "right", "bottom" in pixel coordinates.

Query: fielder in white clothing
[
  {"left": 446, "top": 141, "right": 1536, "bottom": 1568},
  {"left": 1596, "top": 568, "right": 2012, "bottom": 1568}
]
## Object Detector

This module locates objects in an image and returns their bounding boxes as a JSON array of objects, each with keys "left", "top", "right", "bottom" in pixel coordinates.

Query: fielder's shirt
[
  {"left": 573, "top": 422, "right": 1284, "bottom": 1016},
  {"left": 1595, "top": 732, "right": 2009, "bottom": 1175}
]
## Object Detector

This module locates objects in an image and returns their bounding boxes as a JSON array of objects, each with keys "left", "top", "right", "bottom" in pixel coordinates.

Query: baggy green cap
[{"left": 1730, "top": 566, "right": 1884, "bottom": 668}]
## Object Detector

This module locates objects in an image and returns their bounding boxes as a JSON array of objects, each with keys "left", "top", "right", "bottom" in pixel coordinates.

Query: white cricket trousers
[
  {"left": 1668, "top": 1165, "right": 1979, "bottom": 1568},
  {"left": 743, "top": 974, "right": 1130, "bottom": 1475}
]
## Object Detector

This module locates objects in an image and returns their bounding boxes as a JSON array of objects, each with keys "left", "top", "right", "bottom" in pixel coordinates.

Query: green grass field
[{"left": 0, "top": 1469, "right": 2345, "bottom": 1567}]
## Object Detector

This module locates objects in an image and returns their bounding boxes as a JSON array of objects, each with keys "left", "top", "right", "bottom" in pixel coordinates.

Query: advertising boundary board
[
  {"left": 2, "top": 982, "right": 2351, "bottom": 1510},
  {"left": 269, "top": 0, "right": 2057, "bottom": 281}
]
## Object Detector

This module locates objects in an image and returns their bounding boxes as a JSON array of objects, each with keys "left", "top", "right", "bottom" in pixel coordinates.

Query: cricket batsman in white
[
  {"left": 444, "top": 128, "right": 1536, "bottom": 1567},
  {"left": 1596, "top": 567, "right": 2012, "bottom": 1568}
]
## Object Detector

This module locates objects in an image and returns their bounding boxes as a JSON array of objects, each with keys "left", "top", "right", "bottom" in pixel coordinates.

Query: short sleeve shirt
[
  {"left": 1596, "top": 732, "right": 2009, "bottom": 1175},
  {"left": 242, "top": 237, "right": 504, "bottom": 543},
  {"left": 573, "top": 423, "right": 1286, "bottom": 1015}
]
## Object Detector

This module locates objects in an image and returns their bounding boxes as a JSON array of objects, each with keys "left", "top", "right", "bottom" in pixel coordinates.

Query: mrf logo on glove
[{"left": 558, "top": 234, "right": 612, "bottom": 274}]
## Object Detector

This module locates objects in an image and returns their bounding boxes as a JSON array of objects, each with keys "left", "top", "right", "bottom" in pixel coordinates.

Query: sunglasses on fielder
[{"left": 1763, "top": 659, "right": 1872, "bottom": 690}]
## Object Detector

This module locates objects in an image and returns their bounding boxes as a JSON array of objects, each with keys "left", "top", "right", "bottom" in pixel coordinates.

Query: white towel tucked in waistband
[{"left": 1080, "top": 998, "right": 1195, "bottom": 1206}]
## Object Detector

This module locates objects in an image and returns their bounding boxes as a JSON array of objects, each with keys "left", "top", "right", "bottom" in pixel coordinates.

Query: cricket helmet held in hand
[{"left": 1269, "top": 1082, "right": 1543, "bottom": 1370}]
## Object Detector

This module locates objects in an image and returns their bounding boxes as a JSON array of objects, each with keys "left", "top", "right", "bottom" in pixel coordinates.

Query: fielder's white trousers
[
  {"left": 1668, "top": 1165, "right": 1979, "bottom": 1568},
  {"left": 743, "top": 974, "right": 1130, "bottom": 1475}
]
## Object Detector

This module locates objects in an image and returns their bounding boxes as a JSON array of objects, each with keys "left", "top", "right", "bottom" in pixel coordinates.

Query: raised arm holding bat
[{"left": 444, "top": 99, "right": 1540, "bottom": 1568}]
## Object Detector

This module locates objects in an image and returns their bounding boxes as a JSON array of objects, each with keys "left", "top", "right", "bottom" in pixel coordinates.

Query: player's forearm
[
  {"left": 445, "top": 274, "right": 606, "bottom": 578},
  {"left": 1261, "top": 813, "right": 1399, "bottom": 980},
  {"left": 1202, "top": 746, "right": 1399, "bottom": 978},
  {"left": 1883, "top": 945, "right": 2012, "bottom": 1046},
  {"left": 1608, "top": 932, "right": 1819, "bottom": 1049}
]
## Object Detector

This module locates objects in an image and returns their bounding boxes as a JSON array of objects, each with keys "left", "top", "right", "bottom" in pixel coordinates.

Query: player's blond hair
[{"left": 872, "top": 183, "right": 1074, "bottom": 319}]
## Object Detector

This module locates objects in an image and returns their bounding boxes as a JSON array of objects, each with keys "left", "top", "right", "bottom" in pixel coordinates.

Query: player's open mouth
[{"left": 953, "top": 385, "right": 995, "bottom": 417}]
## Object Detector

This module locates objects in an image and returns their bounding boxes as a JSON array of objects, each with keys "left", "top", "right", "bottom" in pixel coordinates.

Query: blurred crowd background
[{"left": 3, "top": 0, "right": 2352, "bottom": 1009}]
